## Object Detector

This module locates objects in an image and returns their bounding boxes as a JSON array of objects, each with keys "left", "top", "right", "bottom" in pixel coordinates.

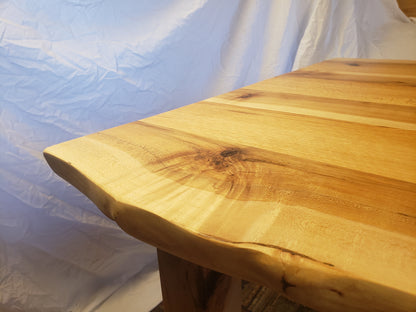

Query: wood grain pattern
[
  {"left": 44, "top": 58, "right": 416, "bottom": 312},
  {"left": 157, "top": 249, "right": 241, "bottom": 312}
]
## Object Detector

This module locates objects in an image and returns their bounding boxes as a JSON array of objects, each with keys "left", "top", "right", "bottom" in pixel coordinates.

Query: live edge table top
[{"left": 44, "top": 58, "right": 416, "bottom": 312}]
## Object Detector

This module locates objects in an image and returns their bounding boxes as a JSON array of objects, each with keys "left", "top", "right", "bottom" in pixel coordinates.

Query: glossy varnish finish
[{"left": 44, "top": 59, "right": 416, "bottom": 312}]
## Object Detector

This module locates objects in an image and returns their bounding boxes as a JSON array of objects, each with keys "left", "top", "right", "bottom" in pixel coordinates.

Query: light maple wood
[
  {"left": 157, "top": 249, "right": 241, "bottom": 312},
  {"left": 44, "top": 58, "right": 416, "bottom": 312}
]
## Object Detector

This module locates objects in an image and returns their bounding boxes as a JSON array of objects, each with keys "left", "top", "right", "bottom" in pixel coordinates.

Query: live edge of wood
[{"left": 44, "top": 59, "right": 416, "bottom": 312}]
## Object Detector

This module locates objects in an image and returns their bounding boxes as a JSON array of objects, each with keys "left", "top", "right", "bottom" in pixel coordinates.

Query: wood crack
[
  {"left": 281, "top": 275, "right": 296, "bottom": 292},
  {"left": 198, "top": 232, "right": 335, "bottom": 268}
]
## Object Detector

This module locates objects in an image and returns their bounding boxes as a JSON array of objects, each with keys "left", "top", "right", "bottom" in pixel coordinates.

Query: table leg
[{"left": 157, "top": 249, "right": 241, "bottom": 312}]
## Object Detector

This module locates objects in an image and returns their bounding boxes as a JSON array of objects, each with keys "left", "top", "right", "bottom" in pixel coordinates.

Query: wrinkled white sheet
[{"left": 0, "top": 0, "right": 415, "bottom": 311}]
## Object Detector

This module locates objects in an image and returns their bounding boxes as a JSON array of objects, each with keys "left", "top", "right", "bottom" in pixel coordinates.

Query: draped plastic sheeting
[{"left": 0, "top": 0, "right": 415, "bottom": 311}]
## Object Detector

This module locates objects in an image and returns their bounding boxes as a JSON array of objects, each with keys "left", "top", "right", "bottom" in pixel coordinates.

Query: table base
[{"left": 157, "top": 249, "right": 241, "bottom": 312}]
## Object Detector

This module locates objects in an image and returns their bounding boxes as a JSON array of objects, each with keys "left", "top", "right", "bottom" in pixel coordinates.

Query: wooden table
[{"left": 44, "top": 59, "right": 416, "bottom": 312}]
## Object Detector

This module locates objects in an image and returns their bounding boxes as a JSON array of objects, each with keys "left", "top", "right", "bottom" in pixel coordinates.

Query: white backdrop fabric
[{"left": 0, "top": 0, "right": 415, "bottom": 311}]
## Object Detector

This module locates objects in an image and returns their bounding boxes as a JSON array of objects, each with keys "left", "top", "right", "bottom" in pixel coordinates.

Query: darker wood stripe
[
  {"left": 218, "top": 88, "right": 416, "bottom": 124},
  {"left": 289, "top": 70, "right": 416, "bottom": 87}
]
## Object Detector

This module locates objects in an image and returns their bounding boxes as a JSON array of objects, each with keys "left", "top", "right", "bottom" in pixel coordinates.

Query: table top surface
[{"left": 44, "top": 58, "right": 416, "bottom": 312}]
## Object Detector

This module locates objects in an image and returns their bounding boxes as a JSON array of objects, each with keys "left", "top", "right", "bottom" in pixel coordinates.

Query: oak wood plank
[
  {"left": 44, "top": 59, "right": 416, "bottom": 312},
  {"left": 144, "top": 101, "right": 416, "bottom": 183}
]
